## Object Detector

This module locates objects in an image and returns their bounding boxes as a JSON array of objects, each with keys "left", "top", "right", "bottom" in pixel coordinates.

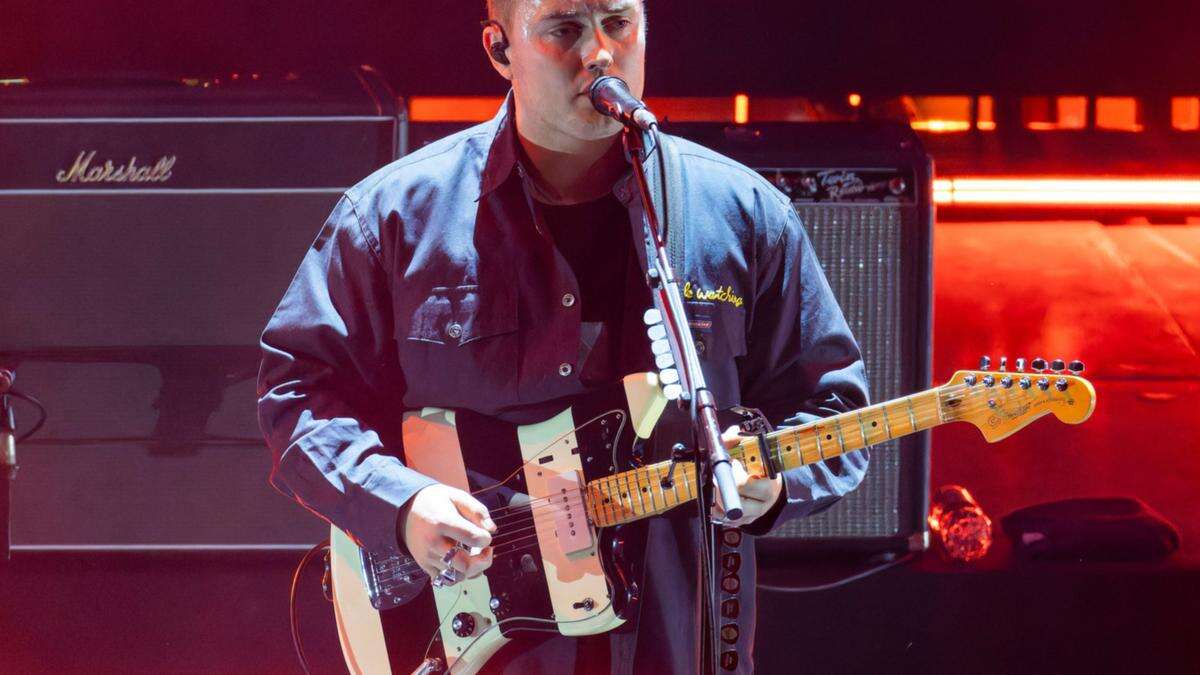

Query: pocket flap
[{"left": 406, "top": 285, "right": 517, "bottom": 346}]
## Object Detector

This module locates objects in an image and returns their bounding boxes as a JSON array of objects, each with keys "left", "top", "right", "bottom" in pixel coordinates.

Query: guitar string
[
  {"left": 385, "top": 382, "right": 1072, "bottom": 580},
  {"left": 387, "top": 385, "right": 1025, "bottom": 579},
  {"left": 467, "top": 380, "right": 999, "bottom": 524},
  {"left": 484, "top": 381, "right": 998, "bottom": 526},
  {"left": 474, "top": 384, "right": 968, "bottom": 524}
]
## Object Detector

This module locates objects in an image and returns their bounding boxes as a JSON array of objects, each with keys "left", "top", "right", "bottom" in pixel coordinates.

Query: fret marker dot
[
  {"left": 826, "top": 434, "right": 832, "bottom": 440},
  {"left": 871, "top": 421, "right": 878, "bottom": 427}
]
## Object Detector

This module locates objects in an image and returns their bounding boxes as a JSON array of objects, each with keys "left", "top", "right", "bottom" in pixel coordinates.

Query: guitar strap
[{"left": 645, "top": 131, "right": 688, "bottom": 276}]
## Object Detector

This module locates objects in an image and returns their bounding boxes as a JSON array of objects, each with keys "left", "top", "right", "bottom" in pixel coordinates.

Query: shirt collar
[
  {"left": 479, "top": 91, "right": 520, "bottom": 197},
  {"left": 477, "top": 90, "right": 640, "bottom": 205}
]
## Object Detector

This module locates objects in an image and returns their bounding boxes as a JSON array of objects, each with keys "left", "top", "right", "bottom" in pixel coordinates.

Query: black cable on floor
[{"left": 757, "top": 552, "right": 917, "bottom": 593}]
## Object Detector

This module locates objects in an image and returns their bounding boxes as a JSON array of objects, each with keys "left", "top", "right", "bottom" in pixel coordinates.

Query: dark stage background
[
  {"left": 3, "top": 1, "right": 1199, "bottom": 674},
  {"left": 4, "top": 0, "right": 1200, "bottom": 96}
]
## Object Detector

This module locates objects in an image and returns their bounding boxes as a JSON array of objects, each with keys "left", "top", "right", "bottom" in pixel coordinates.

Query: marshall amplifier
[
  {"left": 0, "top": 67, "right": 402, "bottom": 549},
  {"left": 411, "top": 119, "right": 933, "bottom": 554}
]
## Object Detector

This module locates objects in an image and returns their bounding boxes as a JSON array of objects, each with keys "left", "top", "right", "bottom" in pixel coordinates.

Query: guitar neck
[{"left": 585, "top": 387, "right": 954, "bottom": 528}]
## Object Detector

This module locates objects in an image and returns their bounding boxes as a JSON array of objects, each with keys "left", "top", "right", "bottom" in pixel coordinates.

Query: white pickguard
[{"left": 331, "top": 373, "right": 669, "bottom": 674}]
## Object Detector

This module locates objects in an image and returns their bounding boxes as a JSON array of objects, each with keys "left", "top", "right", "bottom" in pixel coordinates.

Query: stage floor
[{"left": 930, "top": 221, "right": 1200, "bottom": 558}]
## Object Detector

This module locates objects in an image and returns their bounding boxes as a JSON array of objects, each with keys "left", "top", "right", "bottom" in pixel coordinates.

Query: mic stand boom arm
[{"left": 623, "top": 125, "right": 741, "bottom": 675}]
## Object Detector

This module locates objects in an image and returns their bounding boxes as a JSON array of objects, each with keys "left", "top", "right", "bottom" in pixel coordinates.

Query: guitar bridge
[{"left": 360, "top": 548, "right": 427, "bottom": 610}]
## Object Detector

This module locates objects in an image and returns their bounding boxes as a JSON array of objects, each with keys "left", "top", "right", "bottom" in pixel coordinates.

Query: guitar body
[{"left": 331, "top": 373, "right": 669, "bottom": 675}]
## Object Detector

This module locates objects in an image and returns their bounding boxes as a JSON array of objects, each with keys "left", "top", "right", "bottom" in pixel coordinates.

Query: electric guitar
[{"left": 329, "top": 364, "right": 1096, "bottom": 674}]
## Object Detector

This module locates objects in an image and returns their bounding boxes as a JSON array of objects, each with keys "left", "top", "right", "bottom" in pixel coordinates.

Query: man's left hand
[{"left": 710, "top": 425, "right": 784, "bottom": 527}]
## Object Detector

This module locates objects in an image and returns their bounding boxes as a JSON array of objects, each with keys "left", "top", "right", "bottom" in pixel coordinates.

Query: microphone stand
[
  {"left": 1, "top": 393, "right": 16, "bottom": 564},
  {"left": 622, "top": 125, "right": 742, "bottom": 675}
]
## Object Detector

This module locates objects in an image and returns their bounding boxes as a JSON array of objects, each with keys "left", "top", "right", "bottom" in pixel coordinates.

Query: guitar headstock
[{"left": 943, "top": 356, "right": 1096, "bottom": 442}]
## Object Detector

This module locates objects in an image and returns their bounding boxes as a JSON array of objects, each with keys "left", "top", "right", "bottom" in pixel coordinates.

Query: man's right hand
[{"left": 400, "top": 483, "right": 497, "bottom": 581}]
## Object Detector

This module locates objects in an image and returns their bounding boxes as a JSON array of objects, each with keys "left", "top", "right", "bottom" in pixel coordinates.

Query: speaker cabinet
[
  {"left": 0, "top": 69, "right": 401, "bottom": 549},
  {"left": 670, "top": 122, "right": 934, "bottom": 553},
  {"left": 411, "top": 120, "right": 934, "bottom": 553}
]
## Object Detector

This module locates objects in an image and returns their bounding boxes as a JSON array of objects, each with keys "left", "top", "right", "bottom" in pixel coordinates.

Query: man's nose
[{"left": 582, "top": 28, "right": 615, "bottom": 75}]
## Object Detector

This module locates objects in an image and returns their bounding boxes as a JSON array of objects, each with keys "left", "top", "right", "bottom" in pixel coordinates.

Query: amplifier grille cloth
[{"left": 771, "top": 203, "right": 905, "bottom": 538}]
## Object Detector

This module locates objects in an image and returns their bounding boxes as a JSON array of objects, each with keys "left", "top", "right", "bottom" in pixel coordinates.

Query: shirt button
[
  {"left": 446, "top": 322, "right": 463, "bottom": 340},
  {"left": 558, "top": 363, "right": 574, "bottom": 377},
  {"left": 561, "top": 293, "right": 576, "bottom": 308}
]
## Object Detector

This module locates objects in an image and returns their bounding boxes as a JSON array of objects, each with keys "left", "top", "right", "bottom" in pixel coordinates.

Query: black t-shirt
[{"left": 538, "top": 193, "right": 634, "bottom": 385}]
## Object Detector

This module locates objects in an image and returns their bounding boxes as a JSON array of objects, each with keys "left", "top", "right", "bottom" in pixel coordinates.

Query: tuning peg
[
  {"left": 999, "top": 356, "right": 1008, "bottom": 372},
  {"left": 1031, "top": 357, "right": 1047, "bottom": 372},
  {"left": 663, "top": 383, "right": 684, "bottom": 400},
  {"left": 651, "top": 339, "right": 671, "bottom": 355},
  {"left": 1050, "top": 358, "right": 1065, "bottom": 373},
  {"left": 643, "top": 308, "right": 662, "bottom": 326},
  {"left": 647, "top": 324, "right": 667, "bottom": 341},
  {"left": 979, "top": 355, "right": 991, "bottom": 370},
  {"left": 1015, "top": 358, "right": 1027, "bottom": 372},
  {"left": 1069, "top": 360, "right": 1085, "bottom": 374},
  {"left": 655, "top": 352, "right": 675, "bottom": 369},
  {"left": 659, "top": 368, "right": 680, "bottom": 385}
]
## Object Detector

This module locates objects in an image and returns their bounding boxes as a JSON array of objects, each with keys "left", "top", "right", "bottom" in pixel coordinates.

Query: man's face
[{"left": 502, "top": 0, "right": 646, "bottom": 144}]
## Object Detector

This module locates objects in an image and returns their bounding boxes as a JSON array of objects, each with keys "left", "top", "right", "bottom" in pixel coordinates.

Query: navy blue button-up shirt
[{"left": 257, "top": 95, "right": 869, "bottom": 674}]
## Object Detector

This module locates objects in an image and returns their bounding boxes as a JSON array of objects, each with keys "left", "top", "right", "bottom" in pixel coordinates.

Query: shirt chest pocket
[
  {"left": 686, "top": 300, "right": 747, "bottom": 360},
  {"left": 399, "top": 284, "right": 519, "bottom": 409}
]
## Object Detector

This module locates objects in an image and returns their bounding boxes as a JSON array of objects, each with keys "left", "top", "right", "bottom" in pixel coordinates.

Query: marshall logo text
[{"left": 55, "top": 150, "right": 176, "bottom": 184}]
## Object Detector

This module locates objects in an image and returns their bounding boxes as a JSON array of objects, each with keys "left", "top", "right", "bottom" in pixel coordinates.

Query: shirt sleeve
[
  {"left": 256, "top": 194, "right": 437, "bottom": 557},
  {"left": 737, "top": 202, "right": 870, "bottom": 535}
]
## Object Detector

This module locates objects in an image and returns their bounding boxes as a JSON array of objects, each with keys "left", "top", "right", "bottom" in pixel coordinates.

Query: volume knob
[{"left": 451, "top": 613, "right": 476, "bottom": 638}]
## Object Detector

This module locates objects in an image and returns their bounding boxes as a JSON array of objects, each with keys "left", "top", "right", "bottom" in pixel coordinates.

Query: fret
[
  {"left": 598, "top": 477, "right": 614, "bottom": 526},
  {"left": 625, "top": 471, "right": 644, "bottom": 516},
  {"left": 855, "top": 411, "right": 869, "bottom": 446},
  {"left": 629, "top": 470, "right": 644, "bottom": 516},
  {"left": 643, "top": 469, "right": 658, "bottom": 512},
  {"left": 610, "top": 475, "right": 625, "bottom": 523},
  {"left": 834, "top": 418, "right": 847, "bottom": 454},
  {"left": 905, "top": 396, "right": 918, "bottom": 433},
  {"left": 814, "top": 426, "right": 825, "bottom": 459},
  {"left": 880, "top": 403, "right": 894, "bottom": 440}
]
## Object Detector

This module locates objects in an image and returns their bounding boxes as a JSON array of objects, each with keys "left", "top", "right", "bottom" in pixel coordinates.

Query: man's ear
[{"left": 481, "top": 22, "right": 513, "bottom": 80}]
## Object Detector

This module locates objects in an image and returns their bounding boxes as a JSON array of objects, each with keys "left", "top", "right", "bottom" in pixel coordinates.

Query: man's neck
[{"left": 515, "top": 127, "right": 628, "bottom": 206}]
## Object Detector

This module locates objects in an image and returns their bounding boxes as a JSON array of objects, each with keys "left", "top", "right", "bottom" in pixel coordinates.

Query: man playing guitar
[{"left": 257, "top": 1, "right": 869, "bottom": 672}]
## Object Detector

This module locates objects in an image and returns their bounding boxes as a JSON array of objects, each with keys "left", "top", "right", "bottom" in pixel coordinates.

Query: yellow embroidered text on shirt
[{"left": 682, "top": 282, "right": 744, "bottom": 308}]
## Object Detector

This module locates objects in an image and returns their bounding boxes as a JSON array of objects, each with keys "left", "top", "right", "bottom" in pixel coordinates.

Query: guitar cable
[
  {"left": 756, "top": 551, "right": 917, "bottom": 593},
  {"left": 290, "top": 539, "right": 331, "bottom": 675}
]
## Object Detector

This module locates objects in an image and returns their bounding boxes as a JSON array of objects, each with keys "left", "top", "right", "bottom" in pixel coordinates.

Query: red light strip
[{"left": 935, "top": 177, "right": 1200, "bottom": 207}]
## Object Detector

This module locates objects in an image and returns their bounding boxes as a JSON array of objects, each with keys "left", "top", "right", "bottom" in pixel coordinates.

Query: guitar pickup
[{"left": 546, "top": 470, "right": 593, "bottom": 556}]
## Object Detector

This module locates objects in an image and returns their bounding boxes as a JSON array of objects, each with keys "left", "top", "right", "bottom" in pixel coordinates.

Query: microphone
[
  {"left": 589, "top": 75, "right": 657, "bottom": 131},
  {"left": 0, "top": 369, "right": 13, "bottom": 395}
]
